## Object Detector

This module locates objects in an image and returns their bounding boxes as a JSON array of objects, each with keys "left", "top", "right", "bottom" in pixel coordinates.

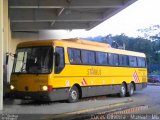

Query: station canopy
[{"left": 9, "top": 0, "right": 137, "bottom": 32}]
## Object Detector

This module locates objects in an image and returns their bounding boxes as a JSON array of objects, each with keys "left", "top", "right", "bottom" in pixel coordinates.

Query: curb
[
  {"left": 43, "top": 99, "right": 133, "bottom": 120},
  {"left": 147, "top": 83, "right": 160, "bottom": 86}
]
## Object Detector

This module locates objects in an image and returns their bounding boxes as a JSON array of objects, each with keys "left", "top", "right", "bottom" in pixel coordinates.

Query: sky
[{"left": 68, "top": 0, "right": 160, "bottom": 38}]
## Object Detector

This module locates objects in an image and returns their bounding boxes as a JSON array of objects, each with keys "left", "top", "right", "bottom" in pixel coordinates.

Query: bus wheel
[
  {"left": 119, "top": 83, "right": 127, "bottom": 97},
  {"left": 68, "top": 86, "right": 79, "bottom": 103},
  {"left": 127, "top": 83, "right": 134, "bottom": 97}
]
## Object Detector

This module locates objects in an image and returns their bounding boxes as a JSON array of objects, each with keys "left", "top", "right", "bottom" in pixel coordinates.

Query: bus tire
[
  {"left": 68, "top": 86, "right": 79, "bottom": 103},
  {"left": 126, "top": 83, "right": 134, "bottom": 97},
  {"left": 119, "top": 83, "right": 127, "bottom": 97}
]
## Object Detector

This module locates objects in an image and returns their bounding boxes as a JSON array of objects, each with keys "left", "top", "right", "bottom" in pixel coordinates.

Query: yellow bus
[{"left": 9, "top": 39, "right": 147, "bottom": 102}]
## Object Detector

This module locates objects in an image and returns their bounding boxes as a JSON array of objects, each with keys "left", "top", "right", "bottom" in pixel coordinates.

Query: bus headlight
[
  {"left": 41, "top": 85, "right": 53, "bottom": 91},
  {"left": 10, "top": 85, "right": 15, "bottom": 90},
  {"left": 42, "top": 86, "right": 48, "bottom": 91}
]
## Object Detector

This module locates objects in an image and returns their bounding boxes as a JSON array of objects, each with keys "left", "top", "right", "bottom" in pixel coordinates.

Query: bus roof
[{"left": 17, "top": 39, "right": 146, "bottom": 58}]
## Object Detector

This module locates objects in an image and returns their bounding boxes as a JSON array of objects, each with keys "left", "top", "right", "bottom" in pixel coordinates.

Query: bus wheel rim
[
  {"left": 121, "top": 86, "right": 126, "bottom": 95},
  {"left": 71, "top": 90, "right": 77, "bottom": 100},
  {"left": 130, "top": 85, "right": 134, "bottom": 95}
]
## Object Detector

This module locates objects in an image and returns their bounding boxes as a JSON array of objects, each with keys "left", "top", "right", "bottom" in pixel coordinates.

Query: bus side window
[
  {"left": 81, "top": 50, "right": 95, "bottom": 65},
  {"left": 129, "top": 56, "right": 137, "bottom": 67},
  {"left": 68, "top": 48, "right": 81, "bottom": 64},
  {"left": 137, "top": 57, "right": 146, "bottom": 68},
  {"left": 55, "top": 47, "right": 65, "bottom": 74},
  {"left": 108, "top": 53, "right": 114, "bottom": 65},
  {"left": 96, "top": 52, "right": 108, "bottom": 65},
  {"left": 119, "top": 55, "right": 129, "bottom": 66},
  {"left": 113, "top": 54, "right": 119, "bottom": 66},
  {"left": 108, "top": 53, "right": 119, "bottom": 66}
]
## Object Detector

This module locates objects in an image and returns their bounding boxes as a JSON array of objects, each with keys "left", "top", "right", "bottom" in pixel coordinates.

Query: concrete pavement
[{"left": 1, "top": 85, "right": 160, "bottom": 120}]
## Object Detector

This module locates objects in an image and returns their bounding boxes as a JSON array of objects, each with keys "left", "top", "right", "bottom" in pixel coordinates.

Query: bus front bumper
[{"left": 9, "top": 88, "right": 69, "bottom": 101}]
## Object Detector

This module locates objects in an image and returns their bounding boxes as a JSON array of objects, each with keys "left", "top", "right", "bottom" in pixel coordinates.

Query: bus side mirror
[
  {"left": 6, "top": 53, "right": 17, "bottom": 65},
  {"left": 14, "top": 54, "right": 17, "bottom": 58},
  {"left": 55, "top": 52, "right": 60, "bottom": 66}
]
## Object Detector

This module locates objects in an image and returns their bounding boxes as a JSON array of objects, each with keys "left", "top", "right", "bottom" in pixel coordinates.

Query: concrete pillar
[
  {"left": 3, "top": 0, "right": 9, "bottom": 99},
  {"left": 0, "top": 0, "right": 4, "bottom": 110}
]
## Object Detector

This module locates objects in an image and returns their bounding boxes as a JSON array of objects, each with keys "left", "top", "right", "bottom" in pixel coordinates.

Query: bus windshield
[{"left": 12, "top": 46, "right": 53, "bottom": 74}]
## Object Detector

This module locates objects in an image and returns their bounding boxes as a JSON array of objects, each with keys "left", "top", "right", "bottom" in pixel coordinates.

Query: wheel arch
[
  {"left": 122, "top": 81, "right": 128, "bottom": 91},
  {"left": 71, "top": 83, "right": 82, "bottom": 99},
  {"left": 131, "top": 81, "right": 136, "bottom": 91}
]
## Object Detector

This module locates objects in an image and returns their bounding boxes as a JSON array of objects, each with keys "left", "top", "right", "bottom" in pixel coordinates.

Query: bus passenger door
[{"left": 54, "top": 47, "right": 65, "bottom": 74}]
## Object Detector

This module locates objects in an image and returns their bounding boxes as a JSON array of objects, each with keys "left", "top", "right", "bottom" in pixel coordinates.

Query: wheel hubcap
[
  {"left": 130, "top": 85, "right": 134, "bottom": 95},
  {"left": 121, "top": 86, "right": 126, "bottom": 95},
  {"left": 71, "top": 90, "right": 77, "bottom": 100}
]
